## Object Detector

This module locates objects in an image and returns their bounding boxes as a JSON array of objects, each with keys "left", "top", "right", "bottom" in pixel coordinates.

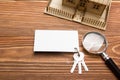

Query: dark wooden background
[{"left": 0, "top": 1, "right": 120, "bottom": 80}]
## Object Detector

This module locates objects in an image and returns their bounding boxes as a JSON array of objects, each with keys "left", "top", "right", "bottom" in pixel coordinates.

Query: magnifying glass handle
[{"left": 105, "top": 58, "right": 120, "bottom": 79}]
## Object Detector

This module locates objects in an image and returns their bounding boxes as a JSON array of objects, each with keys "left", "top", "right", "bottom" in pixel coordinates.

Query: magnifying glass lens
[
  {"left": 83, "top": 33, "right": 107, "bottom": 54},
  {"left": 82, "top": 32, "right": 120, "bottom": 79}
]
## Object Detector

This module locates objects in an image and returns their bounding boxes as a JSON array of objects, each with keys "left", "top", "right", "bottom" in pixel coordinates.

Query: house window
[
  {"left": 80, "top": 0, "right": 88, "bottom": 3},
  {"left": 93, "top": 4, "right": 100, "bottom": 9},
  {"left": 68, "top": 0, "right": 74, "bottom": 3},
  {"left": 80, "top": 0, "right": 86, "bottom": 7},
  {"left": 80, "top": 2, "right": 85, "bottom": 7},
  {"left": 80, "top": 0, "right": 84, "bottom": 1}
]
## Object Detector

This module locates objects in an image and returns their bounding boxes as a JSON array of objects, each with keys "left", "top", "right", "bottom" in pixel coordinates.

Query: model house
[
  {"left": 63, "top": 0, "right": 109, "bottom": 15},
  {"left": 45, "top": 0, "right": 111, "bottom": 30}
]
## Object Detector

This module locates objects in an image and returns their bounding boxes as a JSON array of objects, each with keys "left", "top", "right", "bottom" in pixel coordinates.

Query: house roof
[{"left": 89, "top": 0, "right": 111, "bottom": 5}]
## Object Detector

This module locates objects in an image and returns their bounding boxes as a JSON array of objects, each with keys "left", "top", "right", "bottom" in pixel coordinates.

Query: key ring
[
  {"left": 70, "top": 48, "right": 88, "bottom": 74},
  {"left": 74, "top": 48, "right": 84, "bottom": 60}
]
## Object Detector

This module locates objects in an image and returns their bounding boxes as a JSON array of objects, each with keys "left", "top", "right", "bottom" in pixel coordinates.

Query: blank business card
[{"left": 34, "top": 30, "right": 79, "bottom": 52}]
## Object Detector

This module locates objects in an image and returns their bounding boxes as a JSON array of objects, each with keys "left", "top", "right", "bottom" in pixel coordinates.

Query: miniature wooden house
[
  {"left": 45, "top": 0, "right": 112, "bottom": 30},
  {"left": 63, "top": 0, "right": 109, "bottom": 16}
]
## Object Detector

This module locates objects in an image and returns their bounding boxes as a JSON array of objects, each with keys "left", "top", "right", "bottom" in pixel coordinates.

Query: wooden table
[{"left": 0, "top": 1, "right": 120, "bottom": 80}]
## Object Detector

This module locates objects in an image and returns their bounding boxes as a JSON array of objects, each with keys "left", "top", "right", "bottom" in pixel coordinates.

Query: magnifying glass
[{"left": 82, "top": 32, "right": 120, "bottom": 79}]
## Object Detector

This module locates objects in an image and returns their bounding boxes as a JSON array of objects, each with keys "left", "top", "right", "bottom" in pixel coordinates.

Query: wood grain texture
[{"left": 0, "top": 1, "right": 120, "bottom": 80}]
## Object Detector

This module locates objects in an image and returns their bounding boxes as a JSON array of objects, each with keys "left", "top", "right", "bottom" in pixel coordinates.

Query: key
[
  {"left": 79, "top": 52, "right": 88, "bottom": 71},
  {"left": 70, "top": 52, "right": 84, "bottom": 73},
  {"left": 81, "top": 58, "right": 89, "bottom": 71},
  {"left": 78, "top": 60, "right": 82, "bottom": 74},
  {"left": 78, "top": 52, "right": 84, "bottom": 74},
  {"left": 70, "top": 48, "right": 89, "bottom": 74},
  {"left": 70, "top": 53, "right": 79, "bottom": 73}
]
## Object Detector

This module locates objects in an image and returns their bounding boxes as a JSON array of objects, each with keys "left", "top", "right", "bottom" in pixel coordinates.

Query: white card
[{"left": 34, "top": 30, "right": 79, "bottom": 52}]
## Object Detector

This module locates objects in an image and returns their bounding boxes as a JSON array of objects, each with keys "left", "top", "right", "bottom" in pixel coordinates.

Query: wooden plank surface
[{"left": 0, "top": 1, "right": 120, "bottom": 80}]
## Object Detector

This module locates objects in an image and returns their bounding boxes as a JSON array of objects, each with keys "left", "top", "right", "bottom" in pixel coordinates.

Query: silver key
[
  {"left": 70, "top": 53, "right": 84, "bottom": 73},
  {"left": 70, "top": 53, "right": 79, "bottom": 73},
  {"left": 70, "top": 48, "right": 89, "bottom": 74},
  {"left": 78, "top": 52, "right": 84, "bottom": 74},
  {"left": 79, "top": 52, "right": 89, "bottom": 72},
  {"left": 81, "top": 58, "right": 89, "bottom": 71},
  {"left": 78, "top": 60, "right": 82, "bottom": 74}
]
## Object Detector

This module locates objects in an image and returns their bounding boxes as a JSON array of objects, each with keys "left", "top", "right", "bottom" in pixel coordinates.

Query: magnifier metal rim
[{"left": 82, "top": 32, "right": 108, "bottom": 54}]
